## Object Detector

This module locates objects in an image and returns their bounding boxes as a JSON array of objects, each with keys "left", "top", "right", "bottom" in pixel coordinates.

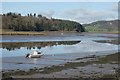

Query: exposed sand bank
[{"left": 2, "top": 53, "right": 119, "bottom": 79}]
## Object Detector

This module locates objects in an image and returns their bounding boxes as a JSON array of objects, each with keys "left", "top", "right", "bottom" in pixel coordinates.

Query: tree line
[{"left": 2, "top": 12, "right": 85, "bottom": 32}]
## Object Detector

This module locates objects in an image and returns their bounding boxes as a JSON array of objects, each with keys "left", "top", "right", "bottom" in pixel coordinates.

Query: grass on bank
[
  {"left": 1, "top": 29, "right": 80, "bottom": 35},
  {"left": 1, "top": 31, "right": 45, "bottom": 35},
  {"left": 1, "top": 29, "right": 119, "bottom": 35}
]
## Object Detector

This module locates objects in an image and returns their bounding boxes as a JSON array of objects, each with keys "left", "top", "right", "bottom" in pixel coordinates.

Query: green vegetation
[
  {"left": 83, "top": 20, "right": 119, "bottom": 33},
  {"left": 102, "top": 74, "right": 117, "bottom": 78},
  {"left": 2, "top": 12, "right": 85, "bottom": 32},
  {"left": 97, "top": 53, "right": 118, "bottom": 64}
]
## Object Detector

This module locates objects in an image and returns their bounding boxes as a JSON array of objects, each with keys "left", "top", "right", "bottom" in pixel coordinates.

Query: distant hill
[
  {"left": 1, "top": 12, "right": 85, "bottom": 32},
  {"left": 83, "top": 20, "right": 119, "bottom": 32}
]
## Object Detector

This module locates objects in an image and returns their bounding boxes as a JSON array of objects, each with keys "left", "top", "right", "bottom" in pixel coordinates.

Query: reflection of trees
[{"left": 1, "top": 41, "right": 80, "bottom": 51}]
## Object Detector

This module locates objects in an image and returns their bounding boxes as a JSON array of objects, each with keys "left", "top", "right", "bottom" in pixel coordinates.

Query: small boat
[{"left": 26, "top": 51, "right": 43, "bottom": 58}]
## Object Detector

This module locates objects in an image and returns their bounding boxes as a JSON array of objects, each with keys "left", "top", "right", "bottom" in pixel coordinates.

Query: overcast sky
[{"left": 2, "top": 2, "right": 119, "bottom": 24}]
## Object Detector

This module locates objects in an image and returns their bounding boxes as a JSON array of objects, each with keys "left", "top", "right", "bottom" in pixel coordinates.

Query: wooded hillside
[
  {"left": 83, "top": 20, "right": 119, "bottom": 32},
  {"left": 2, "top": 12, "right": 85, "bottom": 32}
]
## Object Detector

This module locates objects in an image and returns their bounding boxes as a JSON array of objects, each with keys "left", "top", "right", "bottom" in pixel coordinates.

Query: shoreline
[
  {"left": 2, "top": 52, "right": 119, "bottom": 79},
  {"left": 1, "top": 31, "right": 45, "bottom": 35},
  {"left": 84, "top": 31, "right": 119, "bottom": 34},
  {"left": 1, "top": 31, "right": 79, "bottom": 35},
  {"left": 1, "top": 32, "right": 119, "bottom": 80},
  {"left": 1, "top": 31, "right": 119, "bottom": 35}
]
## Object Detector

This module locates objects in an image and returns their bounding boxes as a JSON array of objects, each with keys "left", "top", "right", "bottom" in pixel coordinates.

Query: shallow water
[
  {"left": 1, "top": 33, "right": 118, "bottom": 42},
  {"left": 1, "top": 33, "right": 119, "bottom": 71}
]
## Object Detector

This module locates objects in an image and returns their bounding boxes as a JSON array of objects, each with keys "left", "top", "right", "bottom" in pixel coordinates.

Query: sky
[
  {"left": 1, "top": 0, "right": 120, "bottom": 2},
  {"left": 1, "top": 2, "right": 119, "bottom": 24}
]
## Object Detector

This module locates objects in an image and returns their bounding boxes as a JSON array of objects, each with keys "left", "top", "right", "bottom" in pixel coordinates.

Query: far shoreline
[
  {"left": 0, "top": 30, "right": 119, "bottom": 35},
  {"left": 1, "top": 31, "right": 82, "bottom": 35}
]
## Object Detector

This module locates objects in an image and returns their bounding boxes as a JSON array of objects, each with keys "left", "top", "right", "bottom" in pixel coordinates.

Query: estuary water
[{"left": 1, "top": 32, "right": 119, "bottom": 71}]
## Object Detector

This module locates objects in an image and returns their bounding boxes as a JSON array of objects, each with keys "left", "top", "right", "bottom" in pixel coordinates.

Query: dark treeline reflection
[{"left": 1, "top": 41, "right": 80, "bottom": 51}]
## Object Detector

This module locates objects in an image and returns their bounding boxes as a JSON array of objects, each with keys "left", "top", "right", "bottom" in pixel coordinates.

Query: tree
[
  {"left": 30, "top": 13, "right": 32, "bottom": 17},
  {"left": 2, "top": 12, "right": 85, "bottom": 32},
  {"left": 34, "top": 13, "right": 36, "bottom": 17},
  {"left": 27, "top": 14, "right": 29, "bottom": 17},
  {"left": 38, "top": 14, "right": 42, "bottom": 18}
]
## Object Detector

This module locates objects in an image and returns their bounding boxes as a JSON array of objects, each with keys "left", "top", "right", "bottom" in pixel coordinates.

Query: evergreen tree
[{"left": 2, "top": 12, "right": 85, "bottom": 32}]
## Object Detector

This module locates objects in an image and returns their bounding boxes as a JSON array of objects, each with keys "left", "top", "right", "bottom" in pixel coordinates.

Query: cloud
[
  {"left": 63, "top": 6, "right": 118, "bottom": 24},
  {"left": 41, "top": 10, "right": 55, "bottom": 18},
  {"left": 111, "top": 2, "right": 119, "bottom": 12}
]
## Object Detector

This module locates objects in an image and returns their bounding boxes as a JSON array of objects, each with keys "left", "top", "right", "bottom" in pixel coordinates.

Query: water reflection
[
  {"left": 1, "top": 41, "right": 80, "bottom": 51},
  {"left": 94, "top": 40, "right": 119, "bottom": 45}
]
